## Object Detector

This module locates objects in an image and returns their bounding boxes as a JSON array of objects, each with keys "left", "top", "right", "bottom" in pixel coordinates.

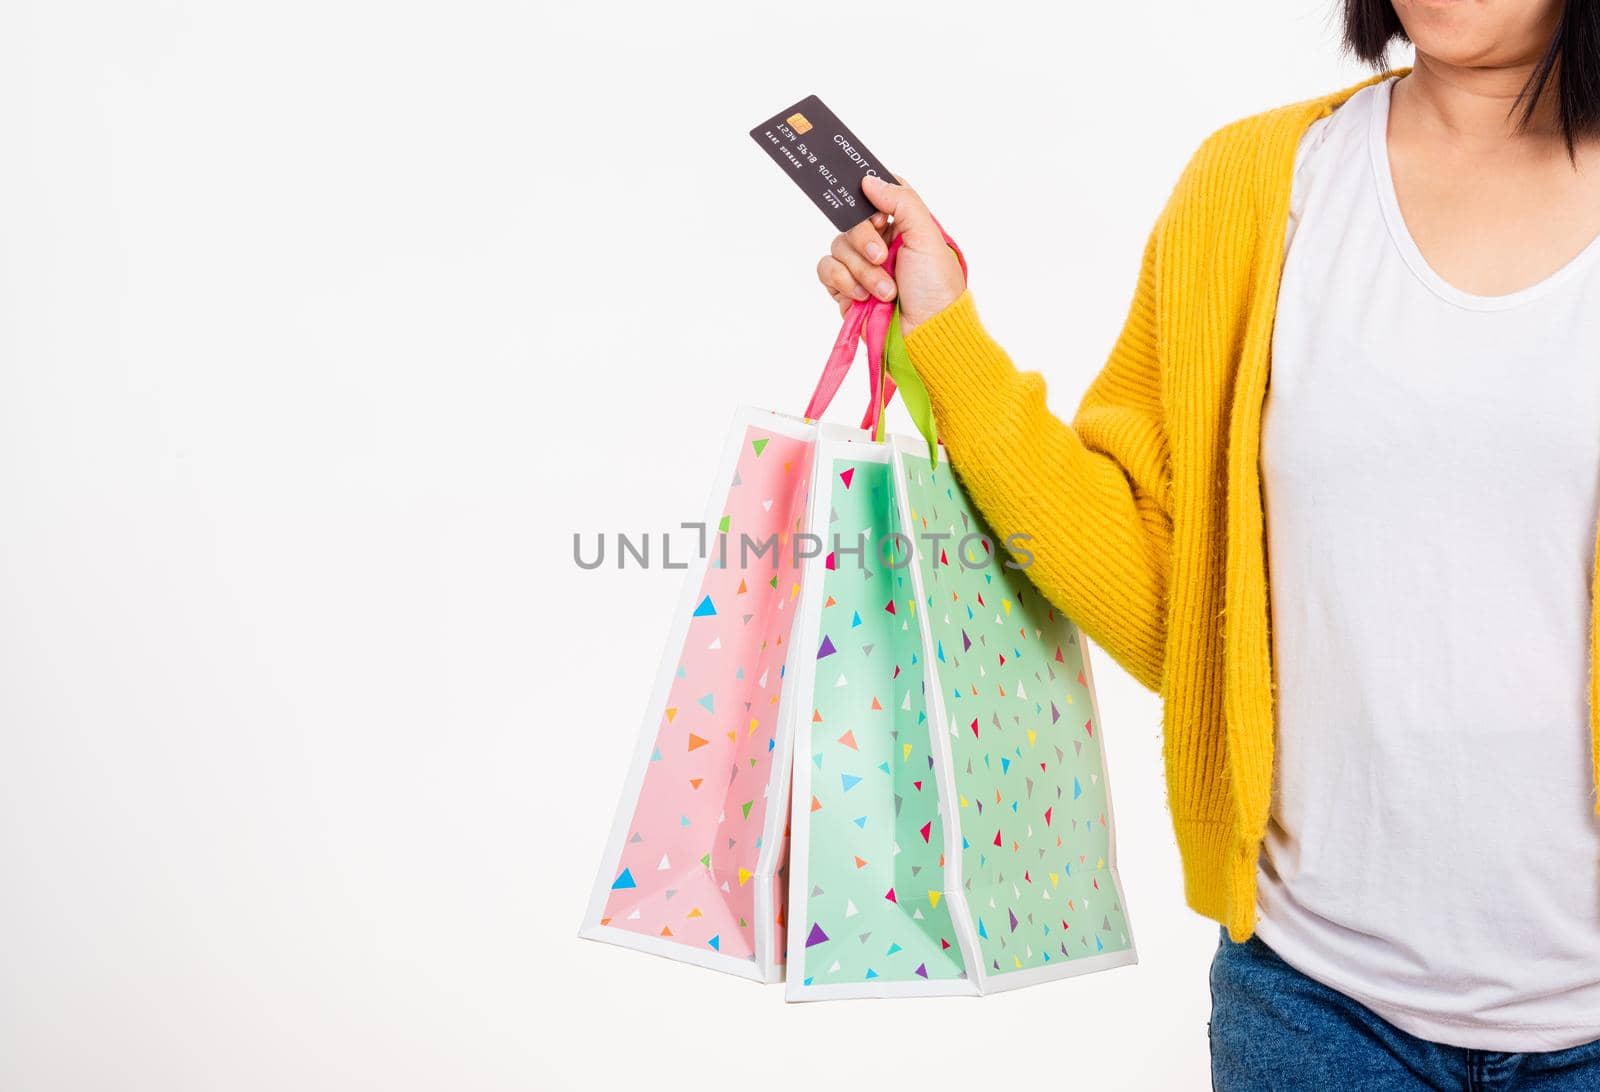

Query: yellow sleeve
[{"left": 901, "top": 227, "right": 1171, "bottom": 692}]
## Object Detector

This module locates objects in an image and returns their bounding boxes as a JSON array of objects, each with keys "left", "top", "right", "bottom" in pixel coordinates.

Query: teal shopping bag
[
  {"left": 888, "top": 433, "right": 1137, "bottom": 992},
  {"left": 782, "top": 426, "right": 973, "bottom": 999}
]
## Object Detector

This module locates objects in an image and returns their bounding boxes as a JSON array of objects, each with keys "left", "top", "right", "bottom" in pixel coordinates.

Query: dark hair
[{"left": 1342, "top": 0, "right": 1600, "bottom": 154}]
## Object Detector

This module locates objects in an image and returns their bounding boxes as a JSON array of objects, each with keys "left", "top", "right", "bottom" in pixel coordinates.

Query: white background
[{"left": 0, "top": 2, "right": 1375, "bottom": 1089}]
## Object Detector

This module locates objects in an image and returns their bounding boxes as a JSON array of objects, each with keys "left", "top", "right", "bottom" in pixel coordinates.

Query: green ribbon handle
[{"left": 881, "top": 304, "right": 940, "bottom": 466}]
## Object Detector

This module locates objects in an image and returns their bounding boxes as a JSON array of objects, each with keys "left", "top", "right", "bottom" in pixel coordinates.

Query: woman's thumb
[{"left": 861, "top": 174, "right": 939, "bottom": 250}]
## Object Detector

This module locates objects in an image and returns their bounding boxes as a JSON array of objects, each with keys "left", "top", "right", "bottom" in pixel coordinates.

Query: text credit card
[{"left": 748, "top": 95, "right": 891, "bottom": 231}]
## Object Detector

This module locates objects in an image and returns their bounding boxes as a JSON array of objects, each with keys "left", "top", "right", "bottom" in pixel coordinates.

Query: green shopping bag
[
  {"left": 782, "top": 425, "right": 972, "bottom": 998},
  {"left": 888, "top": 432, "right": 1136, "bottom": 991}
]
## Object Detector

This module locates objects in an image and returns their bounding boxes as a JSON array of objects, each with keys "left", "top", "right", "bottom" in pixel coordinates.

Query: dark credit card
[{"left": 748, "top": 95, "right": 891, "bottom": 231}]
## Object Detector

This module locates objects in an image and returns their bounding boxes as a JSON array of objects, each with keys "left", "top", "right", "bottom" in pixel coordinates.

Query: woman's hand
[{"left": 814, "top": 174, "right": 966, "bottom": 337}]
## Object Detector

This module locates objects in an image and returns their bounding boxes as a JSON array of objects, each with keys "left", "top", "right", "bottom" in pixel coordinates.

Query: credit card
[{"left": 748, "top": 95, "right": 891, "bottom": 231}]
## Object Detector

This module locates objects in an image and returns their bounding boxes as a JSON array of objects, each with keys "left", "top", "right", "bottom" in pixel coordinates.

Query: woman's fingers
[
  {"left": 819, "top": 211, "right": 891, "bottom": 312},
  {"left": 831, "top": 233, "right": 896, "bottom": 301},
  {"left": 844, "top": 217, "right": 889, "bottom": 265},
  {"left": 816, "top": 254, "right": 868, "bottom": 302}
]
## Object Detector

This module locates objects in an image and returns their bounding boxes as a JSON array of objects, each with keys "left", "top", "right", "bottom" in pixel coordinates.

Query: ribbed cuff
[
  {"left": 900, "top": 290, "right": 1014, "bottom": 399},
  {"left": 1171, "top": 815, "right": 1260, "bottom": 942}
]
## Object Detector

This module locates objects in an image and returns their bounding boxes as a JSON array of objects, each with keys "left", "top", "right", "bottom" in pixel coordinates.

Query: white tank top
[{"left": 1257, "top": 75, "right": 1600, "bottom": 1051}]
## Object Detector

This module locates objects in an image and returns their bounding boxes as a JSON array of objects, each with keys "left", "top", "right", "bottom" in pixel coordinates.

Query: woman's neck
[{"left": 1399, "top": 51, "right": 1566, "bottom": 151}]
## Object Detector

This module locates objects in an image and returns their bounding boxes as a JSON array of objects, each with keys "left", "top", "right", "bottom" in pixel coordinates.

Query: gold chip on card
[{"left": 786, "top": 112, "right": 813, "bottom": 134}]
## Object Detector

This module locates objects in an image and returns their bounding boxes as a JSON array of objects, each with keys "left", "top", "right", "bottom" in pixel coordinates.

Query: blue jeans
[{"left": 1209, "top": 928, "right": 1600, "bottom": 1091}]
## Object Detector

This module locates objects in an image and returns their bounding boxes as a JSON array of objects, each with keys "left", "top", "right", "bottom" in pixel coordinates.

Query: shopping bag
[
  {"left": 887, "top": 431, "right": 1137, "bottom": 991},
  {"left": 580, "top": 405, "right": 821, "bottom": 980},
  {"left": 581, "top": 231, "right": 945, "bottom": 980},
  {"left": 782, "top": 426, "right": 975, "bottom": 998}
]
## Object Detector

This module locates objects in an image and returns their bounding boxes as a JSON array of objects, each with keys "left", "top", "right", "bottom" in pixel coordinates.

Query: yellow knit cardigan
[{"left": 904, "top": 68, "right": 1600, "bottom": 942}]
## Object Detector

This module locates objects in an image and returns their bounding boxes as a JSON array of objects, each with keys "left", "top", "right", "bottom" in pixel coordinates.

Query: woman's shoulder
[
  {"left": 1209, "top": 70, "right": 1402, "bottom": 159},
  {"left": 1152, "top": 69, "right": 1406, "bottom": 237}
]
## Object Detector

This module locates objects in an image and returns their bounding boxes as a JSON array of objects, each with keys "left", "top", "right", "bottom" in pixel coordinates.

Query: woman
[{"left": 817, "top": 1, "right": 1600, "bottom": 1087}]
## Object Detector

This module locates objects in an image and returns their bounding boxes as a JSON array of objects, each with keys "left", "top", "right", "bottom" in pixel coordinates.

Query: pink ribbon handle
[
  {"left": 801, "top": 216, "right": 968, "bottom": 433},
  {"left": 804, "top": 299, "right": 870, "bottom": 423}
]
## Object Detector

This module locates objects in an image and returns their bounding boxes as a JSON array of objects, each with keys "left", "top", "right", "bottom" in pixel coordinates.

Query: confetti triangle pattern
[
  {"left": 593, "top": 422, "right": 816, "bottom": 968},
  {"left": 588, "top": 420, "right": 1133, "bottom": 993},
  {"left": 789, "top": 451, "right": 967, "bottom": 993},
  {"left": 899, "top": 454, "right": 1134, "bottom": 978}
]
